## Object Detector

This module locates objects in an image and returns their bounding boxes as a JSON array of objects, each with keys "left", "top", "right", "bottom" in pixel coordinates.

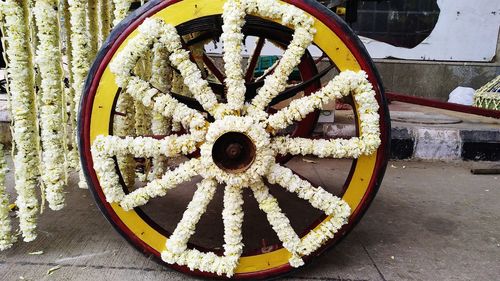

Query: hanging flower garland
[
  {"left": 60, "top": 0, "right": 79, "bottom": 170},
  {"left": 0, "top": 143, "right": 15, "bottom": 250},
  {"left": 87, "top": 0, "right": 99, "bottom": 58},
  {"left": 150, "top": 43, "right": 172, "bottom": 179},
  {"left": 98, "top": 0, "right": 111, "bottom": 45},
  {"left": 112, "top": 0, "right": 133, "bottom": 26},
  {"left": 68, "top": 0, "right": 91, "bottom": 188},
  {"left": 2, "top": 0, "right": 41, "bottom": 242},
  {"left": 33, "top": 0, "right": 69, "bottom": 211},
  {"left": 111, "top": 0, "right": 139, "bottom": 188}
]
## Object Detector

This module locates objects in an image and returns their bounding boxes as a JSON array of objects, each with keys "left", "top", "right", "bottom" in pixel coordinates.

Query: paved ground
[{"left": 0, "top": 159, "right": 499, "bottom": 281}]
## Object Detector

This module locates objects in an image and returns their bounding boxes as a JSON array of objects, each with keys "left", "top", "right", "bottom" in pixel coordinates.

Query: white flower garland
[
  {"left": 150, "top": 43, "right": 172, "bottom": 179},
  {"left": 246, "top": 0, "right": 316, "bottom": 116},
  {"left": 98, "top": 0, "right": 111, "bottom": 45},
  {"left": 110, "top": 0, "right": 138, "bottom": 189},
  {"left": 93, "top": 0, "right": 381, "bottom": 276},
  {"left": 61, "top": 0, "right": 79, "bottom": 170},
  {"left": 166, "top": 179, "right": 217, "bottom": 254},
  {"left": 87, "top": 0, "right": 99, "bottom": 58},
  {"left": 221, "top": 0, "right": 246, "bottom": 113},
  {"left": 33, "top": 0, "right": 68, "bottom": 211},
  {"left": 2, "top": 0, "right": 41, "bottom": 242},
  {"left": 251, "top": 182, "right": 304, "bottom": 267},
  {"left": 0, "top": 143, "right": 15, "bottom": 250},
  {"left": 68, "top": 0, "right": 91, "bottom": 188},
  {"left": 270, "top": 71, "right": 381, "bottom": 158},
  {"left": 112, "top": 0, "right": 133, "bottom": 26},
  {"left": 266, "top": 163, "right": 351, "bottom": 256}
]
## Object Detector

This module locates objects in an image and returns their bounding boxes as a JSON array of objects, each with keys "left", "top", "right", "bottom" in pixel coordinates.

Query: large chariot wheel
[{"left": 79, "top": 0, "right": 390, "bottom": 279}]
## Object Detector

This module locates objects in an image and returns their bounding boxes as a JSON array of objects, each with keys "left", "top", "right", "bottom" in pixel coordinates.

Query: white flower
[
  {"left": 33, "top": 0, "right": 69, "bottom": 211},
  {"left": 222, "top": 0, "right": 246, "bottom": 112},
  {"left": 2, "top": 0, "right": 41, "bottom": 242},
  {"left": 94, "top": 0, "right": 380, "bottom": 276},
  {"left": 68, "top": 0, "right": 92, "bottom": 188},
  {"left": 112, "top": 0, "right": 134, "bottom": 26},
  {"left": 0, "top": 144, "right": 16, "bottom": 250}
]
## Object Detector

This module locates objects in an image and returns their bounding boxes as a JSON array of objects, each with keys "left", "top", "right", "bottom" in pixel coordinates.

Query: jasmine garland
[
  {"left": 33, "top": 0, "right": 68, "bottom": 211},
  {"left": 2, "top": 0, "right": 41, "bottom": 242},
  {"left": 92, "top": 0, "right": 381, "bottom": 277},
  {"left": 0, "top": 143, "right": 15, "bottom": 250}
]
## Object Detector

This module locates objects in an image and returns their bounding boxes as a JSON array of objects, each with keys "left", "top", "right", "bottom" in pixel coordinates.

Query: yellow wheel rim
[{"left": 87, "top": 0, "right": 380, "bottom": 275}]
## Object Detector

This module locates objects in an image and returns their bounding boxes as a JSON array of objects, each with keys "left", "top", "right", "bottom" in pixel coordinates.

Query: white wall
[
  {"left": 361, "top": 0, "right": 500, "bottom": 62},
  {"left": 205, "top": 0, "right": 500, "bottom": 63}
]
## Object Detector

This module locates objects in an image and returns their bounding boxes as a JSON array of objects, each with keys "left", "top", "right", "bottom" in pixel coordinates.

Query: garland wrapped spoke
[
  {"left": 2, "top": 0, "right": 41, "bottom": 242},
  {"left": 221, "top": 0, "right": 246, "bottom": 113},
  {"left": 33, "top": 0, "right": 68, "bottom": 211},
  {"left": 118, "top": 158, "right": 201, "bottom": 210},
  {"left": 246, "top": 0, "right": 315, "bottom": 116},
  {"left": 92, "top": 134, "right": 201, "bottom": 208},
  {"left": 166, "top": 178, "right": 217, "bottom": 254},
  {"left": 267, "top": 71, "right": 380, "bottom": 131},
  {"left": 269, "top": 71, "right": 381, "bottom": 158},
  {"left": 251, "top": 182, "right": 304, "bottom": 267},
  {"left": 0, "top": 143, "right": 15, "bottom": 250},
  {"left": 91, "top": 0, "right": 381, "bottom": 276},
  {"left": 265, "top": 163, "right": 351, "bottom": 256}
]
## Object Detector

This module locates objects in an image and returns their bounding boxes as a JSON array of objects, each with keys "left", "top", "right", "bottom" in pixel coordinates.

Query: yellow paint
[{"left": 89, "top": 0, "right": 378, "bottom": 274}]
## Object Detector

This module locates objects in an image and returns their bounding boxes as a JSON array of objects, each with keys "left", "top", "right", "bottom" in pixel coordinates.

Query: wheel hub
[
  {"left": 199, "top": 116, "right": 275, "bottom": 186},
  {"left": 212, "top": 132, "right": 256, "bottom": 173}
]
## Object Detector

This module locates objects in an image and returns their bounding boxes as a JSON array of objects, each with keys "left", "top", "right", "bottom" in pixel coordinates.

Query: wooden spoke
[
  {"left": 245, "top": 37, "right": 266, "bottom": 83},
  {"left": 203, "top": 53, "right": 226, "bottom": 83}
]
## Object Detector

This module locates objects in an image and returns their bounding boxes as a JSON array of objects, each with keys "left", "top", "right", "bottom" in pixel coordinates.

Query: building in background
[{"left": 322, "top": 0, "right": 500, "bottom": 100}]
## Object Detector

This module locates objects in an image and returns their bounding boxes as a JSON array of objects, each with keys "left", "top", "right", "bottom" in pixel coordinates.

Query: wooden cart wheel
[{"left": 78, "top": 0, "right": 390, "bottom": 279}]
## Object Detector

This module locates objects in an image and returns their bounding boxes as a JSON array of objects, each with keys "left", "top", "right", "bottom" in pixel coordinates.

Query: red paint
[{"left": 386, "top": 92, "right": 500, "bottom": 119}]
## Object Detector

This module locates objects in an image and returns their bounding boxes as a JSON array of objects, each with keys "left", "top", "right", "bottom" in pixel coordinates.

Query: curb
[{"left": 323, "top": 124, "right": 500, "bottom": 162}]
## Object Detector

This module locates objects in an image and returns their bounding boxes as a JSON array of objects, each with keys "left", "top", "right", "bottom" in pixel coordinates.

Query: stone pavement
[{"left": 0, "top": 157, "right": 498, "bottom": 281}]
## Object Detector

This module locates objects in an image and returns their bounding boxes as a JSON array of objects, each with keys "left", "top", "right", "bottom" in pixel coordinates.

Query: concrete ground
[{"left": 0, "top": 158, "right": 499, "bottom": 281}]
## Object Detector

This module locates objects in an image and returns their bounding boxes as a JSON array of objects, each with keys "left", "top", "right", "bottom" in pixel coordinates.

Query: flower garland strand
[
  {"left": 269, "top": 71, "right": 381, "bottom": 158},
  {"left": 33, "top": 0, "right": 69, "bottom": 211},
  {"left": 251, "top": 182, "right": 304, "bottom": 267},
  {"left": 98, "top": 0, "right": 111, "bottom": 45},
  {"left": 2, "top": 0, "right": 41, "bottom": 242},
  {"left": 61, "top": 0, "right": 79, "bottom": 170},
  {"left": 68, "top": 0, "right": 91, "bottom": 188},
  {"left": 265, "top": 163, "right": 351, "bottom": 256},
  {"left": 246, "top": 0, "right": 316, "bottom": 115},
  {"left": 166, "top": 179, "right": 217, "bottom": 254},
  {"left": 111, "top": 0, "right": 138, "bottom": 188},
  {"left": 87, "top": 0, "right": 99, "bottom": 58},
  {"left": 112, "top": 0, "right": 133, "bottom": 26},
  {"left": 221, "top": 0, "right": 246, "bottom": 112},
  {"left": 150, "top": 43, "right": 172, "bottom": 179},
  {"left": 0, "top": 143, "right": 16, "bottom": 250}
]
